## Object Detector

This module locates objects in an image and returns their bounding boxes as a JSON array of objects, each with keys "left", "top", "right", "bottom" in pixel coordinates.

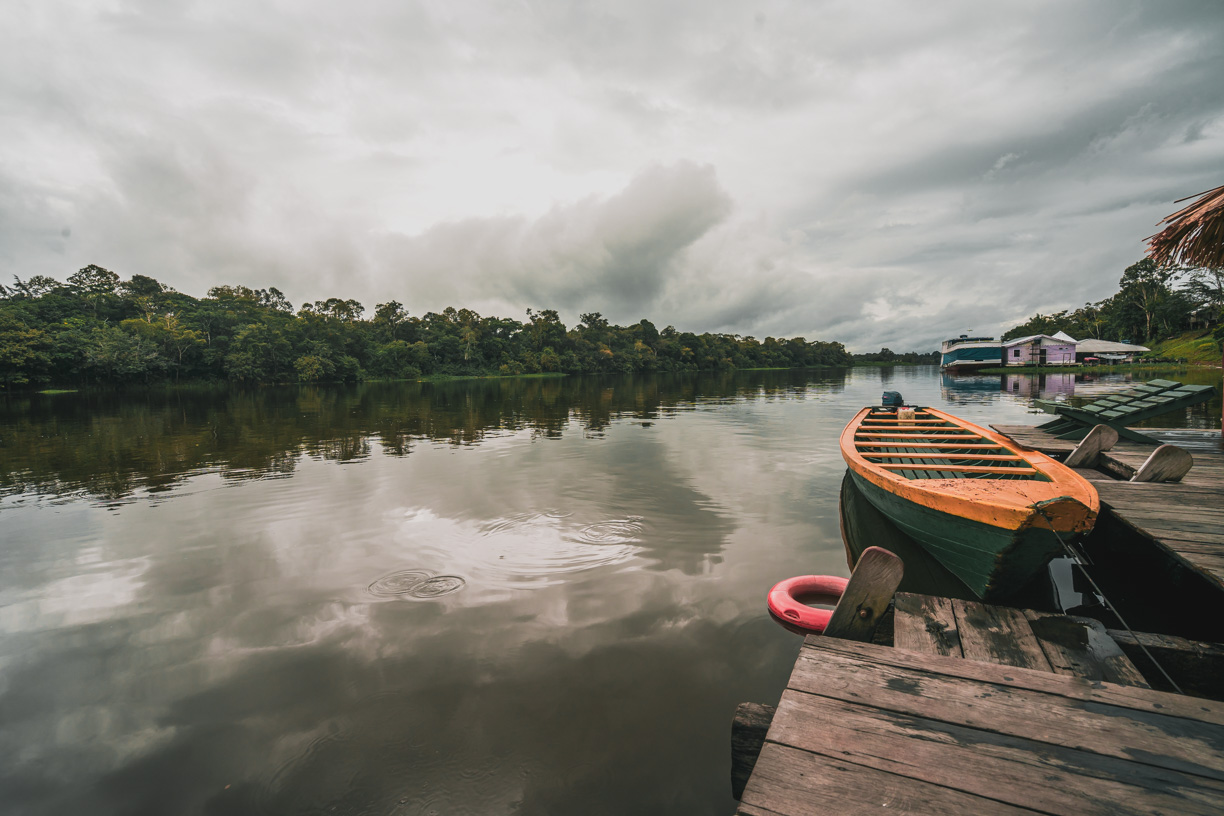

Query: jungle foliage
[
  {"left": 1002, "top": 259, "right": 1224, "bottom": 345},
  {"left": 850, "top": 348, "right": 940, "bottom": 365},
  {"left": 0, "top": 266, "right": 853, "bottom": 387}
]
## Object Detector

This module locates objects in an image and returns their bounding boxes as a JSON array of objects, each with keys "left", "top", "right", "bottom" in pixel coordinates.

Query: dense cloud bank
[{"left": 1, "top": 1, "right": 1222, "bottom": 350}]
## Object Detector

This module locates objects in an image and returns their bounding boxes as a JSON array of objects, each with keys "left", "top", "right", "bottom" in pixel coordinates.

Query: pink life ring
[{"left": 767, "top": 575, "right": 849, "bottom": 635}]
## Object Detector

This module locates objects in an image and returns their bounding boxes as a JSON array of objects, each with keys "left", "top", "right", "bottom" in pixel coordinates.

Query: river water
[{"left": 1, "top": 367, "right": 1219, "bottom": 815}]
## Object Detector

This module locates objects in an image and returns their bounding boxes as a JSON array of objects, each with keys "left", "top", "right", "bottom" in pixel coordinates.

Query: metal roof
[
  {"left": 1075, "top": 339, "right": 1151, "bottom": 354},
  {"left": 1002, "top": 334, "right": 1077, "bottom": 347}
]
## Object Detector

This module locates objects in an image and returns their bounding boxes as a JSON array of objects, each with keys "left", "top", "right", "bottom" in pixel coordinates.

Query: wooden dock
[
  {"left": 994, "top": 425, "right": 1224, "bottom": 592},
  {"left": 736, "top": 593, "right": 1224, "bottom": 815},
  {"left": 735, "top": 417, "right": 1224, "bottom": 813}
]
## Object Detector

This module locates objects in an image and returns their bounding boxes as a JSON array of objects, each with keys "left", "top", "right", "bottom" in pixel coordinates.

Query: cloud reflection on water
[{"left": 2, "top": 368, "right": 1199, "bottom": 813}]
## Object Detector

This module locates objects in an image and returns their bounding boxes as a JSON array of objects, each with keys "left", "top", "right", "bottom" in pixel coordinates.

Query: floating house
[
  {"left": 940, "top": 335, "right": 1004, "bottom": 371},
  {"left": 1004, "top": 372, "right": 1076, "bottom": 398},
  {"left": 1001, "top": 332, "right": 1077, "bottom": 367},
  {"left": 1074, "top": 339, "right": 1150, "bottom": 363}
]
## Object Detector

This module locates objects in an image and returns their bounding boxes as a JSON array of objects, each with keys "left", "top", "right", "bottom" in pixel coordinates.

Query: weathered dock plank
[
  {"left": 1023, "top": 610, "right": 1149, "bottom": 686},
  {"left": 737, "top": 638, "right": 1224, "bottom": 816},
  {"left": 950, "top": 598, "right": 1052, "bottom": 671},
  {"left": 768, "top": 689, "right": 1224, "bottom": 816},
  {"left": 893, "top": 592, "right": 960, "bottom": 655},
  {"left": 744, "top": 740, "right": 1041, "bottom": 816},
  {"left": 893, "top": 592, "right": 1147, "bottom": 686}
]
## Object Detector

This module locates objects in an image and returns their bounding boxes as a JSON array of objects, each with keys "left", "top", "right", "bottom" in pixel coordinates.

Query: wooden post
[
  {"left": 823, "top": 546, "right": 904, "bottom": 642},
  {"left": 1131, "top": 444, "right": 1194, "bottom": 483},
  {"left": 730, "top": 702, "right": 776, "bottom": 800},
  {"left": 730, "top": 546, "right": 905, "bottom": 799},
  {"left": 1063, "top": 424, "right": 1119, "bottom": 468}
]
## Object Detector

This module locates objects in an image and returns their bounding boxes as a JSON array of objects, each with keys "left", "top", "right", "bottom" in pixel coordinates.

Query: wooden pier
[
  {"left": 735, "top": 593, "right": 1224, "bottom": 815},
  {"left": 735, "top": 413, "right": 1224, "bottom": 813},
  {"left": 994, "top": 425, "right": 1224, "bottom": 592}
]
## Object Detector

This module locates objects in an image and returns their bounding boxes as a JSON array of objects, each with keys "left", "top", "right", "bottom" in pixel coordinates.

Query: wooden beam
[
  {"left": 1107, "top": 629, "right": 1224, "bottom": 698},
  {"left": 1062, "top": 424, "right": 1119, "bottom": 468},
  {"left": 1131, "top": 444, "right": 1195, "bottom": 483},
  {"left": 823, "top": 546, "right": 904, "bottom": 642},
  {"left": 731, "top": 702, "right": 776, "bottom": 800}
]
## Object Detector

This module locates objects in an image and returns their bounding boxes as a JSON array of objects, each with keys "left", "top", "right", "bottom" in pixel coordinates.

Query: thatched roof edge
[{"left": 1146, "top": 183, "right": 1224, "bottom": 269}]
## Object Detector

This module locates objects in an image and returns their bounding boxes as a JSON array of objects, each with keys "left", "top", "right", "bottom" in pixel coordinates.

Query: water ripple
[
  {"left": 367, "top": 570, "right": 466, "bottom": 599},
  {"left": 572, "top": 516, "right": 645, "bottom": 545},
  {"left": 367, "top": 570, "right": 432, "bottom": 598},
  {"left": 409, "top": 575, "right": 466, "bottom": 598},
  {"left": 480, "top": 510, "right": 572, "bottom": 536}
]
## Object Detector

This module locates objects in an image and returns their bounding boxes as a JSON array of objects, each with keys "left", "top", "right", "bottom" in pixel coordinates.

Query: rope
[{"left": 1036, "top": 508, "right": 1183, "bottom": 694}]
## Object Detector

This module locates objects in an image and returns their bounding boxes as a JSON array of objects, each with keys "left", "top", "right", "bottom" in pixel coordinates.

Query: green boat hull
[{"left": 847, "top": 470, "right": 1064, "bottom": 600}]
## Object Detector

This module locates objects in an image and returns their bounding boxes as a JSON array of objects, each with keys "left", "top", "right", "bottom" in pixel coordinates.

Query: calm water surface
[{"left": 1, "top": 367, "right": 1219, "bottom": 815}]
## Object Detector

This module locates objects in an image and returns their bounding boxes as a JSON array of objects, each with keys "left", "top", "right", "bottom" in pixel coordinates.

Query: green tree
[
  {"left": 225, "top": 323, "right": 294, "bottom": 382},
  {"left": 1115, "top": 259, "right": 1176, "bottom": 341},
  {"left": 0, "top": 312, "right": 52, "bottom": 385},
  {"left": 68, "top": 264, "right": 120, "bottom": 316},
  {"left": 82, "top": 324, "right": 166, "bottom": 383},
  {"left": 1184, "top": 266, "right": 1224, "bottom": 311}
]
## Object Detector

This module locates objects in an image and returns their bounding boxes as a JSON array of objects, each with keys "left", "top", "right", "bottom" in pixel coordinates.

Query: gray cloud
[
  {"left": 375, "top": 161, "right": 731, "bottom": 321},
  {"left": 1, "top": 0, "right": 1222, "bottom": 350}
]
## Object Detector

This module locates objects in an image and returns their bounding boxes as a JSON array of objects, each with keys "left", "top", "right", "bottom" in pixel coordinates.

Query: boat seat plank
[
  {"left": 864, "top": 453, "right": 1024, "bottom": 461},
  {"left": 877, "top": 464, "right": 1038, "bottom": 475},
  {"left": 856, "top": 431, "right": 979, "bottom": 437},
  {"left": 855, "top": 442, "right": 1004, "bottom": 450}
]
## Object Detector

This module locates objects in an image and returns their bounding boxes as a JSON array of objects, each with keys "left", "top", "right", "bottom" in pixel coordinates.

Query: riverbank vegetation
[
  {"left": 0, "top": 266, "right": 853, "bottom": 388},
  {"left": 1003, "top": 259, "right": 1224, "bottom": 353},
  {"left": 851, "top": 349, "right": 940, "bottom": 366},
  {"left": 1146, "top": 332, "right": 1224, "bottom": 366}
]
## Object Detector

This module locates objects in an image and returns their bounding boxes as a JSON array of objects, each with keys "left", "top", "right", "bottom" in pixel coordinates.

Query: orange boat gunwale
[{"left": 839, "top": 406, "right": 1099, "bottom": 533}]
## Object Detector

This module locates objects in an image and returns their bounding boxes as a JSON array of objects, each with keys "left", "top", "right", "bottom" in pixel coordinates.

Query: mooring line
[{"left": 1037, "top": 507, "right": 1183, "bottom": 695}]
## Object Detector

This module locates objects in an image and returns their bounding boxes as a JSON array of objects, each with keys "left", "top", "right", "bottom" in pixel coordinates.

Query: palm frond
[{"left": 1147, "top": 183, "right": 1224, "bottom": 269}]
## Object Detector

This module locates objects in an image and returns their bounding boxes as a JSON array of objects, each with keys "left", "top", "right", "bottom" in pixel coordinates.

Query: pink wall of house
[{"left": 1004, "top": 341, "right": 1076, "bottom": 366}]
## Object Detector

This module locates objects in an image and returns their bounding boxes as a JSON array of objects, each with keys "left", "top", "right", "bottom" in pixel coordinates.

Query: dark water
[{"left": 1, "top": 367, "right": 1219, "bottom": 815}]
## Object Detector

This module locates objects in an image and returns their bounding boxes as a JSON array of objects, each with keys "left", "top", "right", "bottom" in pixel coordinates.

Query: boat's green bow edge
[{"left": 847, "top": 470, "right": 1071, "bottom": 600}]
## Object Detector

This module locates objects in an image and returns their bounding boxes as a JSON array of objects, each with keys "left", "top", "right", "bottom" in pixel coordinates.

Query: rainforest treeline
[
  {"left": 0, "top": 265, "right": 854, "bottom": 387},
  {"left": 1003, "top": 259, "right": 1224, "bottom": 344}
]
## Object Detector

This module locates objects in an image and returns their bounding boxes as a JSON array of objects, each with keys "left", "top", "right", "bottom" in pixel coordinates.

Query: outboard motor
[{"left": 882, "top": 391, "right": 904, "bottom": 408}]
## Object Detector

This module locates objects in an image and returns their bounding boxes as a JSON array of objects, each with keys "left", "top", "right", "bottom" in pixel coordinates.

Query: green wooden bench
[{"left": 1033, "top": 378, "right": 1216, "bottom": 444}]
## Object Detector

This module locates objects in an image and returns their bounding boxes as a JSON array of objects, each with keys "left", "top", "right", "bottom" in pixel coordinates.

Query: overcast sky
[{"left": 2, "top": 1, "right": 1222, "bottom": 351}]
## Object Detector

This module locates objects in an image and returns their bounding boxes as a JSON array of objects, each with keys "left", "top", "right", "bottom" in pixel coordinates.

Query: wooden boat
[{"left": 840, "top": 406, "right": 1099, "bottom": 600}]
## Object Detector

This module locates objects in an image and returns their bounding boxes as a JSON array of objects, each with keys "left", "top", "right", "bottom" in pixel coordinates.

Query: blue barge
[{"left": 940, "top": 335, "right": 1002, "bottom": 370}]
